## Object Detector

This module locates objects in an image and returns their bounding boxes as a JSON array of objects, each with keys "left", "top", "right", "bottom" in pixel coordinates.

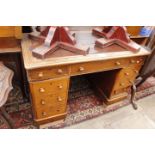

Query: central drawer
[
  {"left": 70, "top": 56, "right": 145, "bottom": 76},
  {"left": 70, "top": 59, "right": 127, "bottom": 76}
]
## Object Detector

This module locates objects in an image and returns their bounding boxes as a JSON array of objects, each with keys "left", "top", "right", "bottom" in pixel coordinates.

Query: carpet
[{"left": 1, "top": 76, "right": 155, "bottom": 129}]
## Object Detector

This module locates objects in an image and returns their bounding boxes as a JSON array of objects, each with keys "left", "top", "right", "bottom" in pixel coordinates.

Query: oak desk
[{"left": 21, "top": 31, "right": 150, "bottom": 126}]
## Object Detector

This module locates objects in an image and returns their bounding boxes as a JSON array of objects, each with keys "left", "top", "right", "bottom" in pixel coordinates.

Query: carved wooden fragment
[
  {"left": 92, "top": 26, "right": 130, "bottom": 42},
  {"left": 93, "top": 26, "right": 141, "bottom": 52},
  {"left": 31, "top": 26, "right": 89, "bottom": 59},
  {"left": 96, "top": 38, "right": 141, "bottom": 52},
  {"left": 0, "top": 62, "right": 14, "bottom": 107}
]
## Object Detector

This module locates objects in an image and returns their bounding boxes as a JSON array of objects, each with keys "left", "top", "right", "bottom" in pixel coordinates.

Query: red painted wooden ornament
[
  {"left": 92, "top": 26, "right": 140, "bottom": 52},
  {"left": 31, "top": 26, "right": 89, "bottom": 59}
]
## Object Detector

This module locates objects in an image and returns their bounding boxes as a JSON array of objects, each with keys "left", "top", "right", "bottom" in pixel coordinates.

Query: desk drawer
[
  {"left": 36, "top": 105, "right": 66, "bottom": 119},
  {"left": 112, "top": 64, "right": 142, "bottom": 92},
  {"left": 112, "top": 87, "right": 129, "bottom": 96},
  {"left": 28, "top": 65, "right": 69, "bottom": 81},
  {"left": 30, "top": 77, "right": 69, "bottom": 97},
  {"left": 33, "top": 92, "right": 67, "bottom": 109},
  {"left": 34, "top": 93, "right": 67, "bottom": 119},
  {"left": 70, "top": 56, "right": 145, "bottom": 76},
  {"left": 128, "top": 56, "right": 145, "bottom": 67},
  {"left": 70, "top": 59, "right": 128, "bottom": 76}
]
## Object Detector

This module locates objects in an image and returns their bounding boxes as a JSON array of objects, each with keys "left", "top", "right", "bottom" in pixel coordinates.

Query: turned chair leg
[
  {"left": 130, "top": 77, "right": 144, "bottom": 110},
  {"left": 0, "top": 107, "right": 15, "bottom": 129},
  {"left": 131, "top": 83, "right": 138, "bottom": 110}
]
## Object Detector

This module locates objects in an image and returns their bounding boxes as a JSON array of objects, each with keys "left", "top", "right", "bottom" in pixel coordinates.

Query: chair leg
[
  {"left": 131, "top": 83, "right": 138, "bottom": 110},
  {"left": 136, "top": 77, "right": 148, "bottom": 87},
  {"left": 137, "top": 68, "right": 155, "bottom": 87},
  {"left": 130, "top": 67, "right": 155, "bottom": 110},
  {"left": 0, "top": 107, "right": 15, "bottom": 128}
]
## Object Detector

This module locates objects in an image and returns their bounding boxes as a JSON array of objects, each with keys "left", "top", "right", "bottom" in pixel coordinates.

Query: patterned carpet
[{"left": 1, "top": 76, "right": 155, "bottom": 129}]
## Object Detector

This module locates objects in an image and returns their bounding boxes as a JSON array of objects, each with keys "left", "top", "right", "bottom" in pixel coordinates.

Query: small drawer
[
  {"left": 34, "top": 93, "right": 67, "bottom": 119},
  {"left": 35, "top": 104, "right": 67, "bottom": 119},
  {"left": 128, "top": 56, "right": 145, "bottom": 66},
  {"left": 114, "top": 64, "right": 142, "bottom": 89},
  {"left": 33, "top": 92, "right": 68, "bottom": 109},
  {"left": 122, "top": 64, "right": 142, "bottom": 83},
  {"left": 30, "top": 77, "right": 69, "bottom": 97},
  {"left": 112, "top": 87, "right": 130, "bottom": 96},
  {"left": 28, "top": 66, "right": 69, "bottom": 81}
]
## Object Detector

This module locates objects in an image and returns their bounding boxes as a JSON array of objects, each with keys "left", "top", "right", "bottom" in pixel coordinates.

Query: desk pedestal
[
  {"left": 27, "top": 56, "right": 145, "bottom": 126},
  {"left": 88, "top": 64, "right": 142, "bottom": 105}
]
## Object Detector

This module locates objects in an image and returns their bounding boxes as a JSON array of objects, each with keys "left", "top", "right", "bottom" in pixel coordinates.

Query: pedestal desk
[{"left": 21, "top": 31, "right": 150, "bottom": 126}]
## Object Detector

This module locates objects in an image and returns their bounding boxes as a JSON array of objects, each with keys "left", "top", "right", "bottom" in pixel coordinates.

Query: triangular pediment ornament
[
  {"left": 31, "top": 26, "right": 89, "bottom": 59},
  {"left": 92, "top": 26, "right": 141, "bottom": 52}
]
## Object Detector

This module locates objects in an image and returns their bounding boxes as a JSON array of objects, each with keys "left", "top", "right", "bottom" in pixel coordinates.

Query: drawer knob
[
  {"left": 38, "top": 72, "right": 43, "bottom": 77},
  {"left": 57, "top": 97, "right": 62, "bottom": 102},
  {"left": 79, "top": 67, "right": 85, "bottom": 72},
  {"left": 136, "top": 60, "right": 140, "bottom": 64},
  {"left": 130, "top": 60, "right": 135, "bottom": 64},
  {"left": 120, "top": 83, "right": 125, "bottom": 86},
  {"left": 134, "top": 70, "right": 138, "bottom": 74},
  {"left": 41, "top": 100, "right": 46, "bottom": 105},
  {"left": 125, "top": 72, "right": 129, "bottom": 76},
  {"left": 57, "top": 109, "right": 60, "bottom": 112},
  {"left": 39, "top": 88, "right": 45, "bottom": 93},
  {"left": 42, "top": 112, "right": 47, "bottom": 116},
  {"left": 57, "top": 69, "right": 63, "bottom": 74},
  {"left": 58, "top": 85, "right": 63, "bottom": 89},
  {"left": 115, "top": 61, "right": 121, "bottom": 65}
]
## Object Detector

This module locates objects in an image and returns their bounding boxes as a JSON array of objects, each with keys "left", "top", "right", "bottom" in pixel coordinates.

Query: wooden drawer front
[
  {"left": 33, "top": 92, "right": 67, "bottom": 109},
  {"left": 128, "top": 56, "right": 145, "bottom": 67},
  {"left": 30, "top": 77, "right": 69, "bottom": 119},
  {"left": 28, "top": 66, "right": 69, "bottom": 81},
  {"left": 34, "top": 93, "right": 67, "bottom": 119},
  {"left": 114, "top": 65, "right": 142, "bottom": 90},
  {"left": 30, "top": 77, "right": 69, "bottom": 97},
  {"left": 36, "top": 105, "right": 66, "bottom": 119},
  {"left": 70, "top": 56, "right": 145, "bottom": 76},
  {"left": 112, "top": 87, "right": 130, "bottom": 96},
  {"left": 70, "top": 59, "right": 128, "bottom": 76}
]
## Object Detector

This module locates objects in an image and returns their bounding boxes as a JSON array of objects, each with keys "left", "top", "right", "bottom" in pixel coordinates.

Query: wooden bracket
[
  {"left": 31, "top": 26, "right": 89, "bottom": 59},
  {"left": 93, "top": 26, "right": 141, "bottom": 52},
  {"left": 93, "top": 26, "right": 130, "bottom": 42},
  {"left": 96, "top": 38, "right": 141, "bottom": 52}
]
